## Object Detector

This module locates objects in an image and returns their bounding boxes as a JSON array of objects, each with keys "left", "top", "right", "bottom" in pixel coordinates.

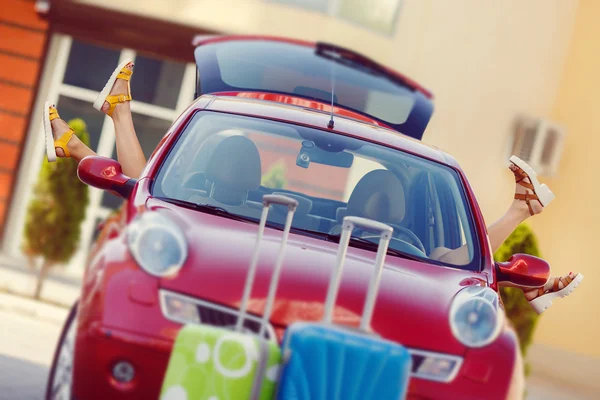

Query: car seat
[
  {"left": 330, "top": 169, "right": 406, "bottom": 235},
  {"left": 183, "top": 131, "right": 242, "bottom": 192},
  {"left": 204, "top": 135, "right": 262, "bottom": 206}
]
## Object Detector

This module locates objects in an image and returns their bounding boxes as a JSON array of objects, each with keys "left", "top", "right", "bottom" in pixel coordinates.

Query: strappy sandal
[
  {"left": 528, "top": 272, "right": 584, "bottom": 314},
  {"left": 43, "top": 101, "right": 74, "bottom": 162},
  {"left": 93, "top": 60, "right": 134, "bottom": 116},
  {"left": 509, "top": 155, "right": 555, "bottom": 216}
]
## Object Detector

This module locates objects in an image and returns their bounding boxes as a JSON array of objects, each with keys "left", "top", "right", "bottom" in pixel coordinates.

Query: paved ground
[
  {"left": 0, "top": 255, "right": 80, "bottom": 309},
  {"left": 0, "top": 291, "right": 593, "bottom": 400},
  {"left": 0, "top": 309, "right": 62, "bottom": 399},
  {"left": 526, "top": 375, "right": 596, "bottom": 400}
]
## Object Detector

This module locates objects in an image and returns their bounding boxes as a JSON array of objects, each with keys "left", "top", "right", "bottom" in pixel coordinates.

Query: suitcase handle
[
  {"left": 342, "top": 216, "right": 393, "bottom": 235},
  {"left": 323, "top": 216, "right": 393, "bottom": 331},
  {"left": 263, "top": 194, "right": 299, "bottom": 210},
  {"left": 236, "top": 194, "right": 298, "bottom": 336}
]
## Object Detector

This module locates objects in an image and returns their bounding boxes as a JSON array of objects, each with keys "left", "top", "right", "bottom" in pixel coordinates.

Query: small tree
[
  {"left": 261, "top": 160, "right": 287, "bottom": 189},
  {"left": 494, "top": 223, "right": 542, "bottom": 376},
  {"left": 22, "top": 118, "right": 90, "bottom": 300}
]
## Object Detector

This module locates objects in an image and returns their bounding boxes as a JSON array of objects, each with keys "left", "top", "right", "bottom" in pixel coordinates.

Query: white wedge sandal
[
  {"left": 509, "top": 155, "right": 555, "bottom": 215},
  {"left": 528, "top": 273, "right": 584, "bottom": 314}
]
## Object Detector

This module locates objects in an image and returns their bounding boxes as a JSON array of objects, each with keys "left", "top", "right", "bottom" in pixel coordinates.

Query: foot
[
  {"left": 509, "top": 155, "right": 555, "bottom": 218},
  {"left": 100, "top": 61, "right": 134, "bottom": 117},
  {"left": 510, "top": 163, "right": 544, "bottom": 216},
  {"left": 49, "top": 105, "right": 82, "bottom": 158},
  {"left": 524, "top": 272, "right": 583, "bottom": 313}
]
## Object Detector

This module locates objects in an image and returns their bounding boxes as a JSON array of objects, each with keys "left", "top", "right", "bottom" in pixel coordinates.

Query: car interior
[{"left": 155, "top": 112, "right": 475, "bottom": 266}]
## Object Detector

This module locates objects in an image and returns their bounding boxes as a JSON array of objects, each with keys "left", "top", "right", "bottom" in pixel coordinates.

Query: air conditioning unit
[{"left": 509, "top": 116, "right": 566, "bottom": 177}]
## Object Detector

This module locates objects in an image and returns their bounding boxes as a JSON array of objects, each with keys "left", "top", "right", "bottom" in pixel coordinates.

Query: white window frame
[
  {"left": 2, "top": 33, "right": 196, "bottom": 272},
  {"left": 269, "top": 0, "right": 403, "bottom": 36}
]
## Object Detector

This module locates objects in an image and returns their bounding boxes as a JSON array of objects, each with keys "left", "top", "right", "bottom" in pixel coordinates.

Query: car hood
[{"left": 149, "top": 199, "right": 487, "bottom": 355}]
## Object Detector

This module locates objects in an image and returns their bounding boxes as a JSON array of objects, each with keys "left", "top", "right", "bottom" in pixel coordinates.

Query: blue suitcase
[{"left": 276, "top": 216, "right": 412, "bottom": 400}]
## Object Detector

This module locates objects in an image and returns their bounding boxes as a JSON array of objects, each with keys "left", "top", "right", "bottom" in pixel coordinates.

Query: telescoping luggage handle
[
  {"left": 236, "top": 194, "right": 299, "bottom": 337},
  {"left": 323, "top": 216, "right": 393, "bottom": 331}
]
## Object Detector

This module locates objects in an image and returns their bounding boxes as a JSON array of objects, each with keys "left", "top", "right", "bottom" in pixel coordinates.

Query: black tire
[{"left": 45, "top": 300, "right": 79, "bottom": 400}]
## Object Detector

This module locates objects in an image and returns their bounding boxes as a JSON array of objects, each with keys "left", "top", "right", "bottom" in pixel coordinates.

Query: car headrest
[
  {"left": 183, "top": 172, "right": 208, "bottom": 190},
  {"left": 205, "top": 135, "right": 262, "bottom": 205},
  {"left": 190, "top": 131, "right": 241, "bottom": 173},
  {"left": 346, "top": 169, "right": 405, "bottom": 224}
]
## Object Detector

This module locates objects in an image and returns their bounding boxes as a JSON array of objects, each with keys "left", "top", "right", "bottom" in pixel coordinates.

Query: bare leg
[
  {"left": 431, "top": 158, "right": 582, "bottom": 312},
  {"left": 495, "top": 171, "right": 580, "bottom": 301},
  {"left": 108, "top": 103, "right": 145, "bottom": 178},
  {"left": 488, "top": 200, "right": 535, "bottom": 253},
  {"left": 99, "top": 62, "right": 146, "bottom": 179},
  {"left": 432, "top": 163, "right": 544, "bottom": 265},
  {"left": 431, "top": 202, "right": 531, "bottom": 265},
  {"left": 443, "top": 199, "right": 574, "bottom": 297}
]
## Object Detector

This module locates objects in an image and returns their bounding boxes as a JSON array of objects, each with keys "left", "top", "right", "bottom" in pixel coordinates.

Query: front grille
[
  {"left": 159, "top": 289, "right": 277, "bottom": 341},
  {"left": 196, "top": 302, "right": 274, "bottom": 340},
  {"left": 160, "top": 290, "right": 463, "bottom": 383}
]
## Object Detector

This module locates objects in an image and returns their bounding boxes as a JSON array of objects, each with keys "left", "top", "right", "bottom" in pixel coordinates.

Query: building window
[
  {"left": 272, "top": 0, "right": 330, "bottom": 13},
  {"left": 59, "top": 37, "right": 194, "bottom": 258},
  {"left": 9, "top": 34, "right": 196, "bottom": 270},
  {"left": 337, "top": 0, "right": 402, "bottom": 35},
  {"left": 269, "top": 0, "right": 403, "bottom": 35},
  {"left": 55, "top": 38, "right": 194, "bottom": 212}
]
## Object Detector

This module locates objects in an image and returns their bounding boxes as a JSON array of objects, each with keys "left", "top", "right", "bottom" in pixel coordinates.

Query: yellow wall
[
  {"left": 530, "top": 0, "right": 600, "bottom": 357},
  {"left": 75, "top": 0, "right": 592, "bottom": 355}
]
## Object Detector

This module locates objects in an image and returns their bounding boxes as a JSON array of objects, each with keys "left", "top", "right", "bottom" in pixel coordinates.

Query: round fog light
[{"left": 112, "top": 361, "right": 135, "bottom": 383}]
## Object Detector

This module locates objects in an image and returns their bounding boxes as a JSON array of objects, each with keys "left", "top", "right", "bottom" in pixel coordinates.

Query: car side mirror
[
  {"left": 77, "top": 156, "right": 137, "bottom": 198},
  {"left": 495, "top": 254, "right": 550, "bottom": 289}
]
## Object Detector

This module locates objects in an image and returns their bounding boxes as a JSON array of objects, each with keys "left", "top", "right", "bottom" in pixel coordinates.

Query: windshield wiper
[
  {"left": 155, "top": 197, "right": 257, "bottom": 224},
  {"left": 345, "top": 236, "right": 423, "bottom": 262},
  {"left": 156, "top": 198, "right": 425, "bottom": 262},
  {"left": 326, "top": 233, "right": 425, "bottom": 262},
  {"left": 291, "top": 228, "right": 424, "bottom": 262}
]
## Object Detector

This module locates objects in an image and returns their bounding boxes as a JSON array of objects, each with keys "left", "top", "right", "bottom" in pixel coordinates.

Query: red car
[{"left": 46, "top": 36, "right": 549, "bottom": 400}]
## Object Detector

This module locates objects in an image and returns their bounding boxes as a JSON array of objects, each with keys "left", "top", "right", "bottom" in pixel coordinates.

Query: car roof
[{"left": 193, "top": 94, "right": 456, "bottom": 167}]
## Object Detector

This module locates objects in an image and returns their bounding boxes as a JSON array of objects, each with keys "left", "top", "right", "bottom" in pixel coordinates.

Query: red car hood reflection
[{"left": 149, "top": 198, "right": 485, "bottom": 355}]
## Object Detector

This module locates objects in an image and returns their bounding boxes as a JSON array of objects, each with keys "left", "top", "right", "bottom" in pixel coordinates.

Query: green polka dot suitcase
[{"left": 160, "top": 195, "right": 299, "bottom": 400}]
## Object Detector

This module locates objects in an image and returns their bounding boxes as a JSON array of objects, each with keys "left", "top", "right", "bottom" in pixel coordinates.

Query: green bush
[
  {"left": 494, "top": 223, "right": 542, "bottom": 374},
  {"left": 22, "top": 118, "right": 90, "bottom": 299},
  {"left": 261, "top": 161, "right": 286, "bottom": 189}
]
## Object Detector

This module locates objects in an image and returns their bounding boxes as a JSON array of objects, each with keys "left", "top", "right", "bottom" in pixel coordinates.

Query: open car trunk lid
[{"left": 192, "top": 35, "right": 434, "bottom": 141}]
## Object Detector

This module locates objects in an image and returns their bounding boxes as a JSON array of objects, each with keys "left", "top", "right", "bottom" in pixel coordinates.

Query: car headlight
[
  {"left": 161, "top": 291, "right": 200, "bottom": 324},
  {"left": 127, "top": 211, "right": 187, "bottom": 277},
  {"left": 449, "top": 286, "right": 503, "bottom": 348}
]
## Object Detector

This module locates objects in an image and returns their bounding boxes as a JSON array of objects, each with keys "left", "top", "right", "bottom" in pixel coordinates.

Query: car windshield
[{"left": 153, "top": 111, "right": 480, "bottom": 270}]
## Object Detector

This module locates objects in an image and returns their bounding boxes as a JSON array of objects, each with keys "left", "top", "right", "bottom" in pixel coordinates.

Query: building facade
[
  {"left": 0, "top": 0, "right": 49, "bottom": 233},
  {"left": 2, "top": 0, "right": 598, "bottom": 392}
]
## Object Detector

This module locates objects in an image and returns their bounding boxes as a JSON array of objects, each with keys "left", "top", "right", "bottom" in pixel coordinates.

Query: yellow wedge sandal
[
  {"left": 43, "top": 101, "right": 74, "bottom": 162},
  {"left": 93, "top": 60, "right": 134, "bottom": 116}
]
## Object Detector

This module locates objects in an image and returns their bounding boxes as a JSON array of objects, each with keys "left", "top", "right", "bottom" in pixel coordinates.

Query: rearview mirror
[
  {"left": 77, "top": 156, "right": 137, "bottom": 198},
  {"left": 296, "top": 141, "right": 354, "bottom": 169},
  {"left": 495, "top": 254, "right": 550, "bottom": 289}
]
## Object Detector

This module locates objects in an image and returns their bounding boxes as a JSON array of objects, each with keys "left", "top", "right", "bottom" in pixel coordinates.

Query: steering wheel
[
  {"left": 361, "top": 225, "right": 426, "bottom": 255},
  {"left": 391, "top": 225, "right": 426, "bottom": 254}
]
